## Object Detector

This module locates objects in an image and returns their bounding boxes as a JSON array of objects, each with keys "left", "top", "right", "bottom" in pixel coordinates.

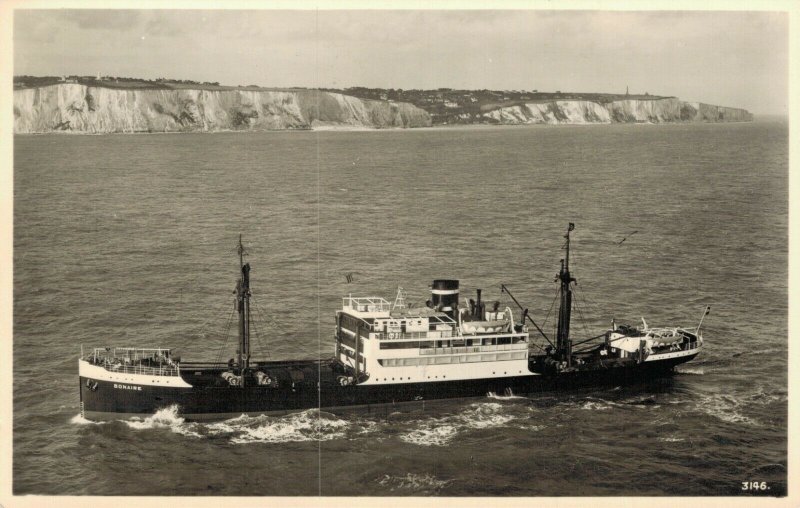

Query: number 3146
[{"left": 742, "top": 481, "right": 769, "bottom": 491}]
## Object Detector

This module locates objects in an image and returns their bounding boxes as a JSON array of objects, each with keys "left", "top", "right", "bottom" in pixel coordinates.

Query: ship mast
[
  {"left": 235, "top": 235, "right": 251, "bottom": 384},
  {"left": 556, "top": 223, "right": 576, "bottom": 365}
]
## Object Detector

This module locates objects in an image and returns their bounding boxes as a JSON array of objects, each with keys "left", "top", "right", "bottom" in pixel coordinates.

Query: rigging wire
[
  {"left": 576, "top": 285, "right": 607, "bottom": 340},
  {"left": 541, "top": 288, "right": 559, "bottom": 330},
  {"left": 193, "top": 296, "right": 234, "bottom": 344},
  {"left": 574, "top": 284, "right": 599, "bottom": 323},
  {"left": 251, "top": 295, "right": 281, "bottom": 336},
  {"left": 214, "top": 305, "right": 237, "bottom": 365},
  {"left": 552, "top": 287, "right": 559, "bottom": 340},
  {"left": 248, "top": 295, "right": 272, "bottom": 359},
  {"left": 248, "top": 310, "right": 269, "bottom": 360},
  {"left": 571, "top": 285, "right": 591, "bottom": 339},
  {"left": 530, "top": 287, "right": 559, "bottom": 353}
]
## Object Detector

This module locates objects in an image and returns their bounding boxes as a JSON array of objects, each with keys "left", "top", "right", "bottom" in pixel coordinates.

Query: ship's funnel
[{"left": 431, "top": 280, "right": 459, "bottom": 319}]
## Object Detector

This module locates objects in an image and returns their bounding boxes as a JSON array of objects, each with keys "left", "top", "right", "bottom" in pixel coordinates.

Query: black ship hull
[{"left": 79, "top": 353, "right": 697, "bottom": 421}]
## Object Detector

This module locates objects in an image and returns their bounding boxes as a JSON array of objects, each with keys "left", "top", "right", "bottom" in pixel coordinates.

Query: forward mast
[
  {"left": 235, "top": 235, "right": 251, "bottom": 385},
  {"left": 556, "top": 222, "right": 576, "bottom": 366}
]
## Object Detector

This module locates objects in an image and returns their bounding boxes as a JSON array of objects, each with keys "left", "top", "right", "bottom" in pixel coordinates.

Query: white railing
[
  {"left": 103, "top": 363, "right": 180, "bottom": 377},
  {"left": 90, "top": 347, "right": 173, "bottom": 361},
  {"left": 380, "top": 330, "right": 454, "bottom": 340},
  {"left": 342, "top": 296, "right": 392, "bottom": 313},
  {"left": 86, "top": 347, "right": 180, "bottom": 377}
]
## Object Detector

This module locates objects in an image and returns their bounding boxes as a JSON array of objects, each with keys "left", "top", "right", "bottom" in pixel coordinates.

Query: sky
[{"left": 13, "top": 9, "right": 789, "bottom": 115}]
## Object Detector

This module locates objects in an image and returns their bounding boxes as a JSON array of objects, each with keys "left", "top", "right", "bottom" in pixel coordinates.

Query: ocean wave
[
  {"left": 398, "top": 402, "right": 516, "bottom": 446},
  {"left": 122, "top": 405, "right": 196, "bottom": 433},
  {"left": 580, "top": 400, "right": 613, "bottom": 411},
  {"left": 693, "top": 394, "right": 759, "bottom": 426},
  {"left": 215, "top": 410, "right": 353, "bottom": 444},
  {"left": 676, "top": 367, "right": 704, "bottom": 375},
  {"left": 657, "top": 436, "right": 686, "bottom": 442},
  {"left": 735, "top": 348, "right": 786, "bottom": 357},
  {"left": 746, "top": 389, "right": 788, "bottom": 406},
  {"left": 398, "top": 425, "right": 459, "bottom": 447},
  {"left": 565, "top": 395, "right": 665, "bottom": 412},
  {"left": 70, "top": 414, "right": 106, "bottom": 425},
  {"left": 377, "top": 473, "right": 452, "bottom": 493},
  {"left": 119, "top": 406, "right": 367, "bottom": 444},
  {"left": 620, "top": 396, "right": 660, "bottom": 406},
  {"left": 487, "top": 391, "right": 526, "bottom": 400}
]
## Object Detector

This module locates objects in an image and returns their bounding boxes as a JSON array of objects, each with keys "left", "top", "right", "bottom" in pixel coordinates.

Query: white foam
[
  {"left": 580, "top": 400, "right": 612, "bottom": 411},
  {"left": 214, "top": 410, "right": 353, "bottom": 444},
  {"left": 124, "top": 405, "right": 183, "bottom": 428},
  {"left": 487, "top": 391, "right": 525, "bottom": 400},
  {"left": 377, "top": 473, "right": 452, "bottom": 492},
  {"left": 398, "top": 402, "right": 516, "bottom": 446},
  {"left": 657, "top": 436, "right": 686, "bottom": 442},
  {"left": 463, "top": 403, "right": 515, "bottom": 428},
  {"left": 695, "top": 394, "right": 759, "bottom": 426},
  {"left": 399, "top": 425, "right": 459, "bottom": 446},
  {"left": 102, "top": 405, "right": 379, "bottom": 443},
  {"left": 676, "top": 367, "right": 704, "bottom": 375},
  {"left": 70, "top": 414, "right": 105, "bottom": 425}
]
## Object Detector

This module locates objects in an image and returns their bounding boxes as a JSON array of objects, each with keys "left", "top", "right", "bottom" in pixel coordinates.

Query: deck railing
[
  {"left": 342, "top": 296, "right": 392, "bottom": 313},
  {"left": 380, "top": 330, "right": 454, "bottom": 340},
  {"left": 102, "top": 362, "right": 180, "bottom": 377}
]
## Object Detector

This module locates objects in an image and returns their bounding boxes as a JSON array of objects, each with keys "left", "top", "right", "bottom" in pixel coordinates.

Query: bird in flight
[
  {"left": 618, "top": 230, "right": 638, "bottom": 245},
  {"left": 344, "top": 271, "right": 362, "bottom": 283}
]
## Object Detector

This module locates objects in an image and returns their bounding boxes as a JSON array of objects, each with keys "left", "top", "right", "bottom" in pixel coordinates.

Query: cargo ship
[{"left": 79, "top": 225, "right": 706, "bottom": 421}]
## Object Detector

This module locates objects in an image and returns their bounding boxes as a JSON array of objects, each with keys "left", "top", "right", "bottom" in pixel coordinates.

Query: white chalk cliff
[
  {"left": 13, "top": 85, "right": 753, "bottom": 134},
  {"left": 13, "top": 84, "right": 432, "bottom": 133},
  {"left": 482, "top": 98, "right": 752, "bottom": 125}
]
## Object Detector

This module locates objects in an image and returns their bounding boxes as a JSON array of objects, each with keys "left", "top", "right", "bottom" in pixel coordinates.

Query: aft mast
[
  {"left": 235, "top": 235, "right": 251, "bottom": 385},
  {"left": 556, "top": 223, "right": 576, "bottom": 366}
]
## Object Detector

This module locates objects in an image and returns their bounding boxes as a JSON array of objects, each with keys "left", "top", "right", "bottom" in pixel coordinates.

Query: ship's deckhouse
[{"left": 335, "top": 281, "right": 534, "bottom": 385}]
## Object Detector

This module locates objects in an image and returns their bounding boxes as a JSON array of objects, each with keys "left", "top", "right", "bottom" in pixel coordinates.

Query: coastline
[{"left": 12, "top": 119, "right": 760, "bottom": 136}]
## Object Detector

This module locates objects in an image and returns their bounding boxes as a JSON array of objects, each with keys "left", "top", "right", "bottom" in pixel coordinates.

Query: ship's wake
[
  {"left": 398, "top": 402, "right": 535, "bottom": 446},
  {"left": 124, "top": 405, "right": 186, "bottom": 429},
  {"left": 117, "top": 406, "right": 377, "bottom": 444},
  {"left": 102, "top": 402, "right": 542, "bottom": 446},
  {"left": 692, "top": 389, "right": 786, "bottom": 427},
  {"left": 204, "top": 410, "right": 361, "bottom": 444},
  {"left": 676, "top": 367, "right": 705, "bottom": 375}
]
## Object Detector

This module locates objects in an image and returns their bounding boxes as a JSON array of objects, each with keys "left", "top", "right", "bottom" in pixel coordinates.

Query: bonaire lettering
[{"left": 113, "top": 383, "right": 142, "bottom": 391}]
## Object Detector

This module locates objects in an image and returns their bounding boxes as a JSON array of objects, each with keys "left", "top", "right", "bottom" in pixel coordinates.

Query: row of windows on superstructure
[
  {"left": 373, "top": 370, "right": 524, "bottom": 382},
  {"left": 379, "top": 336, "right": 527, "bottom": 349},
  {"left": 378, "top": 350, "right": 527, "bottom": 366},
  {"left": 339, "top": 314, "right": 369, "bottom": 334}
]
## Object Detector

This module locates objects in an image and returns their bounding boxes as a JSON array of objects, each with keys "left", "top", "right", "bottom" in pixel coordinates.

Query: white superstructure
[{"left": 335, "top": 289, "right": 535, "bottom": 385}]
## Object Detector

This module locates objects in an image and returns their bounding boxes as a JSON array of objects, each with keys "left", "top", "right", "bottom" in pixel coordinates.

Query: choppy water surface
[{"left": 14, "top": 122, "right": 787, "bottom": 496}]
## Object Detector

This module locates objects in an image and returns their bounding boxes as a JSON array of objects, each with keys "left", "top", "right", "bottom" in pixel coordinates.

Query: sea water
[{"left": 13, "top": 121, "right": 787, "bottom": 495}]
